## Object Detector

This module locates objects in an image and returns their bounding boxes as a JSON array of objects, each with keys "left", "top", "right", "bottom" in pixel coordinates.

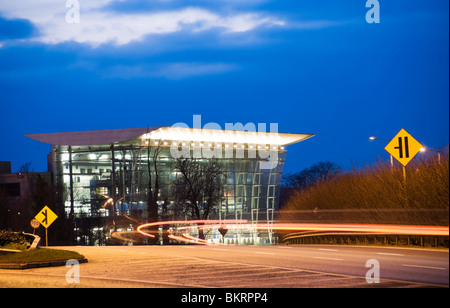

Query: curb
[
  {"left": 0, "top": 248, "right": 22, "bottom": 253},
  {"left": 0, "top": 258, "right": 88, "bottom": 270}
]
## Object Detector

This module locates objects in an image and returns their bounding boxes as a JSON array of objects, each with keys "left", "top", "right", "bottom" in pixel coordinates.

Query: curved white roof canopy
[
  {"left": 25, "top": 127, "right": 314, "bottom": 146},
  {"left": 145, "top": 127, "right": 314, "bottom": 146}
]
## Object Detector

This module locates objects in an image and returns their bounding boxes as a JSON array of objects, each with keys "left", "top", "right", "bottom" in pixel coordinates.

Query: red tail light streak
[{"left": 130, "top": 220, "right": 449, "bottom": 245}]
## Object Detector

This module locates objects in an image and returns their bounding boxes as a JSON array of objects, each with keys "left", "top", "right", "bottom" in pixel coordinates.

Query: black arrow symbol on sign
[{"left": 41, "top": 209, "right": 48, "bottom": 225}]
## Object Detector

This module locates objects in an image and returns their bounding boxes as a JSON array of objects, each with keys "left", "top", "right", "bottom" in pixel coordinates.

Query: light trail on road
[{"left": 120, "top": 219, "right": 449, "bottom": 245}]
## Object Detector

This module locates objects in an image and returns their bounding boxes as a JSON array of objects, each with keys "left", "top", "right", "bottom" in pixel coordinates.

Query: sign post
[
  {"left": 30, "top": 218, "right": 40, "bottom": 235},
  {"left": 218, "top": 224, "right": 228, "bottom": 244},
  {"left": 34, "top": 205, "right": 58, "bottom": 247}
]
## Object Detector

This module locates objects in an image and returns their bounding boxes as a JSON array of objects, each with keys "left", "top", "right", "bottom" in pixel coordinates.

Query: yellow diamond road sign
[
  {"left": 385, "top": 129, "right": 423, "bottom": 167},
  {"left": 35, "top": 205, "right": 58, "bottom": 229}
]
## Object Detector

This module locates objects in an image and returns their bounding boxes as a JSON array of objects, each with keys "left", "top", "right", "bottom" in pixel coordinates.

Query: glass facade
[{"left": 52, "top": 139, "right": 286, "bottom": 245}]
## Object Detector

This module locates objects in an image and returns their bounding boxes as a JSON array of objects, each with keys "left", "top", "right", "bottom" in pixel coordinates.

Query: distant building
[
  {"left": 0, "top": 162, "right": 52, "bottom": 230},
  {"left": 25, "top": 126, "right": 313, "bottom": 245},
  {"left": 0, "top": 161, "right": 11, "bottom": 175}
]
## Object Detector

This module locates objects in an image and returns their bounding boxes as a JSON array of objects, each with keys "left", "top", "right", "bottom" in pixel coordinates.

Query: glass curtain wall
[{"left": 53, "top": 137, "right": 286, "bottom": 245}]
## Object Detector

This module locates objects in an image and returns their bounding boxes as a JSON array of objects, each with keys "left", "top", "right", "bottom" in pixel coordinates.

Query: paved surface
[{"left": 0, "top": 245, "right": 448, "bottom": 288}]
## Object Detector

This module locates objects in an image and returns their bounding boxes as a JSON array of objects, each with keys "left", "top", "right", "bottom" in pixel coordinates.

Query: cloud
[
  {"left": 103, "top": 62, "right": 240, "bottom": 79},
  {"left": 0, "top": 1, "right": 286, "bottom": 47}
]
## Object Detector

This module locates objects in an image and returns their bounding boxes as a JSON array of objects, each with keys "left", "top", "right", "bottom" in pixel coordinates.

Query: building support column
[
  {"left": 68, "top": 146, "right": 75, "bottom": 243},
  {"left": 110, "top": 144, "right": 117, "bottom": 215}
]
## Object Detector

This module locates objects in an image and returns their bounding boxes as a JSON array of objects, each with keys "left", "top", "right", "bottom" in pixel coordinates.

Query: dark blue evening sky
[{"left": 0, "top": 0, "right": 448, "bottom": 174}]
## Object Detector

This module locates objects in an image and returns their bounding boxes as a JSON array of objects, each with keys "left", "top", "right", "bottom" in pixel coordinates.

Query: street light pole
[
  {"left": 369, "top": 136, "right": 394, "bottom": 171},
  {"left": 420, "top": 147, "right": 441, "bottom": 164}
]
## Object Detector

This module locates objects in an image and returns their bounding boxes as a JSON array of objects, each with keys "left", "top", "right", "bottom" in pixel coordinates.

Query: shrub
[
  {"left": 0, "top": 230, "right": 29, "bottom": 248},
  {"left": 279, "top": 152, "right": 449, "bottom": 226}
]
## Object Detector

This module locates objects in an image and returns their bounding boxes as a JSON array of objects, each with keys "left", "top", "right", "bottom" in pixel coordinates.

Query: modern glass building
[{"left": 26, "top": 126, "right": 313, "bottom": 245}]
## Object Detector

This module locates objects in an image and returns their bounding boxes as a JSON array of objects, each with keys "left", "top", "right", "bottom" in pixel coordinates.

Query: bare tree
[
  {"left": 146, "top": 139, "right": 164, "bottom": 242},
  {"left": 19, "top": 161, "right": 32, "bottom": 173},
  {"left": 173, "top": 157, "right": 225, "bottom": 239}
]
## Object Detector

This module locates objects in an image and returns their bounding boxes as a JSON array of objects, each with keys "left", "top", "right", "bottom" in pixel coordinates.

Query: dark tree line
[{"left": 282, "top": 161, "right": 341, "bottom": 190}]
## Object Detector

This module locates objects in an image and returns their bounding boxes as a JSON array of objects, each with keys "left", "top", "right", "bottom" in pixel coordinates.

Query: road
[{"left": 0, "top": 245, "right": 448, "bottom": 288}]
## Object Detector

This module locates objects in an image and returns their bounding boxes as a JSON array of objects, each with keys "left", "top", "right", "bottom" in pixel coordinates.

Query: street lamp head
[
  {"left": 420, "top": 147, "right": 426, "bottom": 152},
  {"left": 369, "top": 136, "right": 391, "bottom": 142}
]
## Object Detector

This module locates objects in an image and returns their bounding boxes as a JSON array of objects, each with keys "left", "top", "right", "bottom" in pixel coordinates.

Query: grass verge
[{"left": 0, "top": 248, "right": 85, "bottom": 264}]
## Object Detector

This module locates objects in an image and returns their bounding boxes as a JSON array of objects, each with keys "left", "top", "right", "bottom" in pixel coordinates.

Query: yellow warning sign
[
  {"left": 35, "top": 206, "right": 58, "bottom": 229},
  {"left": 385, "top": 129, "right": 423, "bottom": 167}
]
